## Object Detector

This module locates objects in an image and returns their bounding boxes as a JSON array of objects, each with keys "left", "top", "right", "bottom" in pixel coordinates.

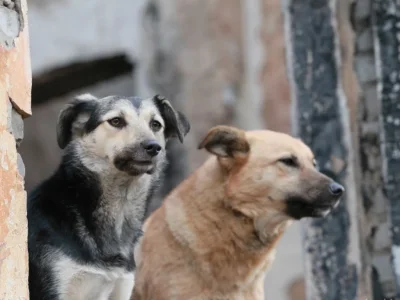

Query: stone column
[
  {"left": 283, "top": 0, "right": 371, "bottom": 299},
  {"left": 353, "top": 0, "right": 397, "bottom": 298},
  {"left": 0, "top": 0, "right": 31, "bottom": 299},
  {"left": 373, "top": 0, "right": 400, "bottom": 297}
]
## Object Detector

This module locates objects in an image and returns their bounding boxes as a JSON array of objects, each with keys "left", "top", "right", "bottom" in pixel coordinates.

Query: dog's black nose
[
  {"left": 329, "top": 182, "right": 344, "bottom": 197},
  {"left": 142, "top": 140, "right": 162, "bottom": 157}
]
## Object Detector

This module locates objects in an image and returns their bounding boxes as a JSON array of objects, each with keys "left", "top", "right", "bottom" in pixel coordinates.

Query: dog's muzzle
[
  {"left": 113, "top": 139, "right": 162, "bottom": 176},
  {"left": 285, "top": 180, "right": 344, "bottom": 220}
]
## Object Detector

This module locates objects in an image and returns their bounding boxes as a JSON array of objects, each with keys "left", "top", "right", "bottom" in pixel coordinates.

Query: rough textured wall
[
  {"left": 0, "top": 0, "right": 31, "bottom": 299},
  {"left": 283, "top": 0, "right": 371, "bottom": 299},
  {"left": 337, "top": 0, "right": 372, "bottom": 298},
  {"left": 353, "top": 0, "right": 397, "bottom": 298},
  {"left": 373, "top": 0, "right": 400, "bottom": 297}
]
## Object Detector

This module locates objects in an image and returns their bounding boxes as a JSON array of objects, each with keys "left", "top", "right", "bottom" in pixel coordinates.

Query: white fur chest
[{"left": 53, "top": 254, "right": 134, "bottom": 300}]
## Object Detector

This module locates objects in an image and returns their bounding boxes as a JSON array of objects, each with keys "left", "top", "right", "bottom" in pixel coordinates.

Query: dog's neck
[
  {"left": 164, "top": 157, "right": 292, "bottom": 290},
  {"left": 167, "top": 156, "right": 291, "bottom": 254}
]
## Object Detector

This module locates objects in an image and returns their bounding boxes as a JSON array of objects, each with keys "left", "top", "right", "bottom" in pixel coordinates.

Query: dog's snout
[
  {"left": 142, "top": 140, "right": 162, "bottom": 157},
  {"left": 329, "top": 182, "right": 344, "bottom": 197}
]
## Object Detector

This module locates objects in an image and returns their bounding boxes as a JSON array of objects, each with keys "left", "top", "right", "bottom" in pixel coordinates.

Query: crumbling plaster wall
[{"left": 0, "top": 0, "right": 31, "bottom": 299}]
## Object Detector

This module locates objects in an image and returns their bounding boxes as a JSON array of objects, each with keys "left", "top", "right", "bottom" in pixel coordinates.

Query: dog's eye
[
  {"left": 150, "top": 120, "right": 162, "bottom": 132},
  {"left": 313, "top": 159, "right": 318, "bottom": 168},
  {"left": 279, "top": 157, "right": 298, "bottom": 167},
  {"left": 313, "top": 159, "right": 320, "bottom": 170},
  {"left": 108, "top": 117, "right": 125, "bottom": 128}
]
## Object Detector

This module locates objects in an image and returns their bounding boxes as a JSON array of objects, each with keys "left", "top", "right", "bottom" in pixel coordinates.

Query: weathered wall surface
[
  {"left": 353, "top": 0, "right": 397, "bottom": 298},
  {"left": 283, "top": 0, "right": 371, "bottom": 299},
  {"left": 0, "top": 0, "right": 31, "bottom": 299},
  {"left": 373, "top": 0, "right": 400, "bottom": 297}
]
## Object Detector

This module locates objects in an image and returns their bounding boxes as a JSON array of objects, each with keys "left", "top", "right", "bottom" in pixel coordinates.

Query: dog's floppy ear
[
  {"left": 56, "top": 94, "right": 98, "bottom": 149},
  {"left": 153, "top": 95, "right": 190, "bottom": 143},
  {"left": 198, "top": 125, "right": 250, "bottom": 159}
]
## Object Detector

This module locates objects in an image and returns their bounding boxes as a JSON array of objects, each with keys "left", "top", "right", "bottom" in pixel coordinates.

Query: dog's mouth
[
  {"left": 131, "top": 160, "right": 156, "bottom": 174},
  {"left": 311, "top": 200, "right": 340, "bottom": 217},
  {"left": 114, "top": 157, "right": 156, "bottom": 176},
  {"left": 132, "top": 160, "right": 153, "bottom": 166},
  {"left": 285, "top": 197, "right": 340, "bottom": 220}
]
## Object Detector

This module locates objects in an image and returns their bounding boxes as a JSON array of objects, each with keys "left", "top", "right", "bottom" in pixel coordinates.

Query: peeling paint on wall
[{"left": 0, "top": 0, "right": 30, "bottom": 298}]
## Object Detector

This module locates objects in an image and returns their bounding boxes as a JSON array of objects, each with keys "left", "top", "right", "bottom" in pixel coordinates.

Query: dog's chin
[
  {"left": 285, "top": 198, "right": 340, "bottom": 220},
  {"left": 114, "top": 160, "right": 156, "bottom": 176},
  {"left": 126, "top": 164, "right": 156, "bottom": 176}
]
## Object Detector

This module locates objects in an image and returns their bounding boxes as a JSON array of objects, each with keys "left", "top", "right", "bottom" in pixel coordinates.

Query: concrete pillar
[
  {"left": 283, "top": 0, "right": 371, "bottom": 299},
  {"left": 373, "top": 0, "right": 400, "bottom": 297},
  {"left": 0, "top": 0, "right": 31, "bottom": 299},
  {"left": 353, "top": 0, "right": 397, "bottom": 298}
]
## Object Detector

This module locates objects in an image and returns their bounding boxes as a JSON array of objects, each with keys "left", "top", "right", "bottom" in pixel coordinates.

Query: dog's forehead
[
  {"left": 97, "top": 96, "right": 160, "bottom": 116},
  {"left": 135, "top": 97, "right": 161, "bottom": 116},
  {"left": 248, "top": 130, "right": 314, "bottom": 159}
]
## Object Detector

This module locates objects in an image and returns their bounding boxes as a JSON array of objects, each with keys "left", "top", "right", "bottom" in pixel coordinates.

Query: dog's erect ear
[
  {"left": 153, "top": 95, "right": 190, "bottom": 143},
  {"left": 198, "top": 125, "right": 250, "bottom": 159},
  {"left": 56, "top": 94, "right": 98, "bottom": 149}
]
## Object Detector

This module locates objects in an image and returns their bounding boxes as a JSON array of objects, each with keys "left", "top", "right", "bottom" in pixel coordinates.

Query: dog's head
[
  {"left": 57, "top": 94, "right": 190, "bottom": 176},
  {"left": 198, "top": 126, "right": 344, "bottom": 221}
]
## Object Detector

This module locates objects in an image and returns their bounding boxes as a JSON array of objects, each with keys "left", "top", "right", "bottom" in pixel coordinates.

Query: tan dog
[{"left": 132, "top": 126, "right": 344, "bottom": 300}]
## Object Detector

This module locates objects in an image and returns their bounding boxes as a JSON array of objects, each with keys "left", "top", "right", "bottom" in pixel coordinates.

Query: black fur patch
[
  {"left": 153, "top": 95, "right": 190, "bottom": 142},
  {"left": 285, "top": 194, "right": 339, "bottom": 220},
  {"left": 57, "top": 99, "right": 98, "bottom": 149}
]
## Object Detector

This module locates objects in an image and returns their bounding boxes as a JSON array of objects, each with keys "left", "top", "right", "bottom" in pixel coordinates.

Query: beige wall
[{"left": 0, "top": 0, "right": 31, "bottom": 299}]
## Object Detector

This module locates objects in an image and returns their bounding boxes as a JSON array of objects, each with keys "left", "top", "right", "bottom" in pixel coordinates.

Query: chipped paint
[
  {"left": 0, "top": 1, "right": 29, "bottom": 299},
  {"left": 0, "top": 0, "right": 31, "bottom": 116},
  {"left": 0, "top": 131, "right": 28, "bottom": 299}
]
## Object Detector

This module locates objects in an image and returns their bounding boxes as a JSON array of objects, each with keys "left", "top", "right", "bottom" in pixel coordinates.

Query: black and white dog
[{"left": 27, "top": 94, "right": 190, "bottom": 300}]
